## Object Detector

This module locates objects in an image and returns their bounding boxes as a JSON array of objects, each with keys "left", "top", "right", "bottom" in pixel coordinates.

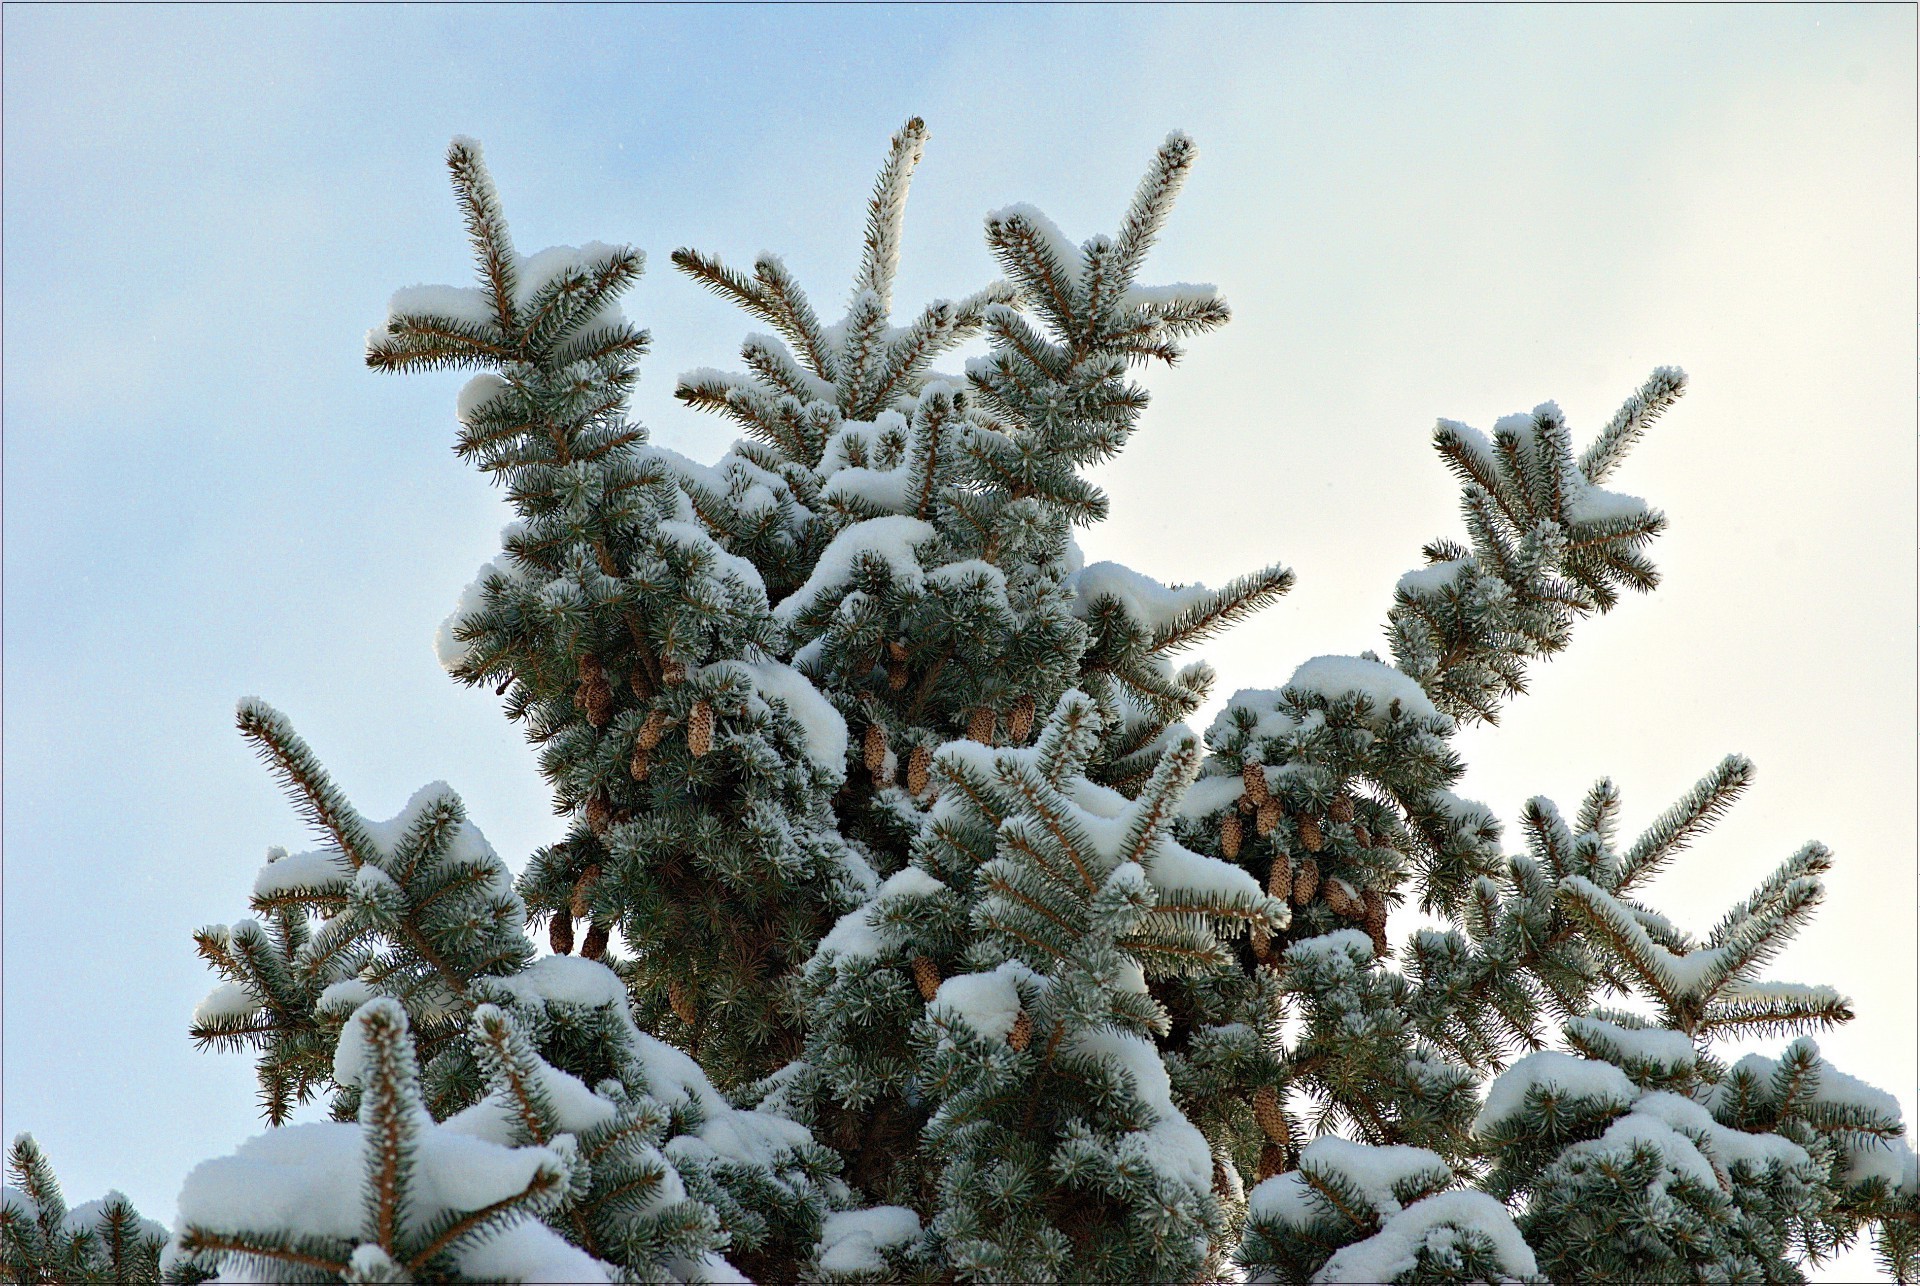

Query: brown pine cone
[
  {"left": 1292, "top": 856, "right": 1320, "bottom": 905},
  {"left": 1007, "top": 694, "right": 1037, "bottom": 743},
  {"left": 570, "top": 864, "right": 602, "bottom": 919},
  {"left": 887, "top": 655, "right": 909, "bottom": 691},
  {"left": 1362, "top": 887, "right": 1389, "bottom": 956},
  {"left": 687, "top": 700, "right": 715, "bottom": 757},
  {"left": 967, "top": 706, "right": 996, "bottom": 745},
  {"left": 1008, "top": 1009, "right": 1033, "bottom": 1052},
  {"left": 635, "top": 708, "right": 671, "bottom": 751},
  {"left": 1213, "top": 1154, "right": 1238, "bottom": 1200},
  {"left": 1220, "top": 813, "right": 1243, "bottom": 859},
  {"left": 1242, "top": 760, "right": 1271, "bottom": 806},
  {"left": 1253, "top": 1085, "right": 1290, "bottom": 1145},
  {"left": 864, "top": 724, "right": 888, "bottom": 773},
  {"left": 629, "top": 745, "right": 651, "bottom": 781},
  {"left": 585, "top": 795, "right": 612, "bottom": 834},
  {"left": 1250, "top": 922, "right": 1271, "bottom": 960},
  {"left": 668, "top": 978, "right": 696, "bottom": 1025},
  {"left": 1298, "top": 815, "right": 1325, "bottom": 853},
  {"left": 1255, "top": 798, "right": 1283, "bottom": 837},
  {"left": 1329, "top": 793, "right": 1355, "bottom": 824},
  {"left": 911, "top": 955, "right": 941, "bottom": 1002},
  {"left": 575, "top": 654, "right": 614, "bottom": 727},
  {"left": 549, "top": 913, "right": 575, "bottom": 956},
  {"left": 907, "top": 745, "right": 933, "bottom": 797},
  {"left": 1322, "top": 878, "right": 1355, "bottom": 918},
  {"left": 1267, "top": 851, "right": 1293, "bottom": 901},
  {"left": 580, "top": 922, "right": 610, "bottom": 961},
  {"left": 659, "top": 658, "right": 687, "bottom": 687},
  {"left": 1355, "top": 824, "right": 1373, "bottom": 850},
  {"left": 628, "top": 671, "right": 651, "bottom": 700},
  {"left": 1257, "top": 1141, "right": 1287, "bottom": 1182}
]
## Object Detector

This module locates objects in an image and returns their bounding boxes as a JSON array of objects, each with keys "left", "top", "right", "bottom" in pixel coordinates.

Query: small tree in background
[{"left": 10, "top": 121, "right": 1913, "bottom": 1285}]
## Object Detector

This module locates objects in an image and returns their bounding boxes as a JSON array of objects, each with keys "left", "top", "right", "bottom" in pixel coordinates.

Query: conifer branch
[{"left": 1149, "top": 563, "right": 1295, "bottom": 653}]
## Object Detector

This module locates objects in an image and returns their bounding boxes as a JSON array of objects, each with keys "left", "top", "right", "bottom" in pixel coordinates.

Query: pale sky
[{"left": 4, "top": 5, "right": 1913, "bottom": 1280}]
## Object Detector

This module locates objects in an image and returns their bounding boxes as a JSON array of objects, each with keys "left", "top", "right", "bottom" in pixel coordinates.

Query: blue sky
[{"left": 5, "top": 5, "right": 1913, "bottom": 1277}]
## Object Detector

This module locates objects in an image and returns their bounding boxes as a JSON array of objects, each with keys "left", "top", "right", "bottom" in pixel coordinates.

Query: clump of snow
[
  {"left": 1285, "top": 655, "right": 1446, "bottom": 728},
  {"left": 62, "top": 1193, "right": 168, "bottom": 1244},
  {"left": 1146, "top": 837, "right": 1272, "bottom": 913},
  {"left": 455, "top": 373, "right": 509, "bottom": 424},
  {"left": 1121, "top": 282, "right": 1220, "bottom": 311},
  {"left": 1175, "top": 772, "right": 1246, "bottom": 821},
  {"left": 816, "top": 867, "right": 947, "bottom": 960},
  {"left": 1562, "top": 1104, "right": 1720, "bottom": 1192},
  {"left": 1627, "top": 1092, "right": 1809, "bottom": 1180},
  {"left": 192, "top": 982, "right": 262, "bottom": 1027},
  {"left": 1396, "top": 558, "right": 1473, "bottom": 598},
  {"left": 1275, "top": 1136, "right": 1453, "bottom": 1223},
  {"left": 1207, "top": 688, "right": 1304, "bottom": 749},
  {"left": 984, "top": 204, "right": 1084, "bottom": 285},
  {"left": 1561, "top": 475, "right": 1649, "bottom": 526},
  {"left": 452, "top": 1218, "right": 614, "bottom": 1285},
  {"left": 1285, "top": 929, "right": 1376, "bottom": 969},
  {"left": 485, "top": 955, "right": 630, "bottom": 1011},
  {"left": 174, "top": 1119, "right": 572, "bottom": 1266},
  {"left": 1474, "top": 1052, "right": 1637, "bottom": 1135},
  {"left": 932, "top": 963, "right": 1028, "bottom": 1044},
  {"left": 1564, "top": 1016, "right": 1697, "bottom": 1074},
  {"left": 382, "top": 282, "right": 495, "bottom": 332},
  {"left": 1067, "top": 1026, "right": 1213, "bottom": 1195},
  {"left": 251, "top": 848, "right": 351, "bottom": 900},
  {"left": 1846, "top": 1137, "right": 1918, "bottom": 1191},
  {"left": 1069, "top": 562, "right": 1214, "bottom": 632},
  {"left": 816, "top": 1206, "right": 921, "bottom": 1274},
  {"left": 774, "top": 515, "right": 935, "bottom": 628},
  {"left": 729, "top": 659, "right": 848, "bottom": 778},
  {"left": 317, "top": 979, "right": 375, "bottom": 1015},
  {"left": 1315, "top": 1190, "right": 1539, "bottom": 1285}
]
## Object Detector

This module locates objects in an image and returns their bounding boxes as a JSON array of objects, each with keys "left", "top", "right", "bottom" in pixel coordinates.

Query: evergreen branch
[
  {"left": 174, "top": 1228, "right": 352, "bottom": 1276},
  {"left": 1698, "top": 985, "right": 1853, "bottom": 1038},
  {"left": 235, "top": 700, "right": 377, "bottom": 867},
  {"left": 856, "top": 116, "right": 928, "bottom": 314},
  {"left": 1111, "top": 132, "right": 1196, "bottom": 283},
  {"left": 1580, "top": 366, "right": 1687, "bottom": 485},
  {"left": 446, "top": 136, "right": 519, "bottom": 333},
  {"left": 984, "top": 209, "right": 1078, "bottom": 337},
  {"left": 753, "top": 255, "right": 837, "bottom": 384},
  {"left": 1616, "top": 755, "right": 1754, "bottom": 893},
  {"left": 1148, "top": 562, "right": 1295, "bottom": 653}
]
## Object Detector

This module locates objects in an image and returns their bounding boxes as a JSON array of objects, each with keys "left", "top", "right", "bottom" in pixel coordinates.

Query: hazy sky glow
[{"left": 4, "top": 6, "right": 1913, "bottom": 1279}]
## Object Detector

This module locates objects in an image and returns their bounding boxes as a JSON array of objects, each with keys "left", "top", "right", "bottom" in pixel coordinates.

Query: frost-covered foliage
[
  {"left": 800, "top": 692, "right": 1285, "bottom": 1282},
  {"left": 191, "top": 702, "right": 532, "bottom": 1122},
  {"left": 2, "top": 1136, "right": 171, "bottom": 1285},
  {"left": 170, "top": 999, "right": 603, "bottom": 1284},
  {"left": 1239, "top": 1135, "right": 1538, "bottom": 1285},
  {"left": 14, "top": 119, "right": 1910, "bottom": 1286},
  {"left": 368, "top": 135, "right": 874, "bottom": 1092}
]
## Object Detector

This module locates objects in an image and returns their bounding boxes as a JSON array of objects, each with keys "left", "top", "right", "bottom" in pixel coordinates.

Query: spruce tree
[{"left": 9, "top": 119, "right": 1912, "bottom": 1285}]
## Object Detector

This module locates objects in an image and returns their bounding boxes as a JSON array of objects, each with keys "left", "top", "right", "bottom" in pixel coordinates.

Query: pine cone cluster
[{"left": 575, "top": 653, "right": 614, "bottom": 727}]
